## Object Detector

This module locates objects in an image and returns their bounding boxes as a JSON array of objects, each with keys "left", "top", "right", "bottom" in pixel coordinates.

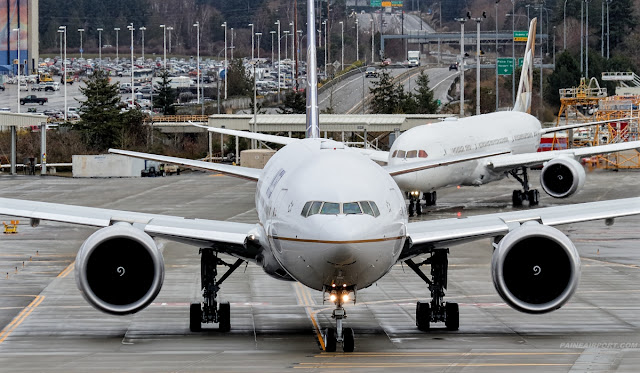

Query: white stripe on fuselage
[
  {"left": 254, "top": 138, "right": 408, "bottom": 291},
  {"left": 389, "top": 111, "right": 541, "bottom": 192}
]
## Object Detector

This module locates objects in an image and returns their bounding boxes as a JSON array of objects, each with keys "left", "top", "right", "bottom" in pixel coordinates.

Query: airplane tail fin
[
  {"left": 513, "top": 18, "right": 537, "bottom": 113},
  {"left": 305, "top": 0, "right": 320, "bottom": 138}
]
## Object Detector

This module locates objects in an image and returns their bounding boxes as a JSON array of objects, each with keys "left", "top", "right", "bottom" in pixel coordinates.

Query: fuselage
[
  {"left": 389, "top": 111, "right": 541, "bottom": 193},
  {"left": 253, "top": 138, "right": 408, "bottom": 291}
]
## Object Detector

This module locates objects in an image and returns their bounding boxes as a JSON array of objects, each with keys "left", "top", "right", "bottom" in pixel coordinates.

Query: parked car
[{"left": 20, "top": 95, "right": 48, "bottom": 105}]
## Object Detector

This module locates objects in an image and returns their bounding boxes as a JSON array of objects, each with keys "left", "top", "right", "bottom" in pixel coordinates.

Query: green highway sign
[
  {"left": 518, "top": 57, "right": 524, "bottom": 67},
  {"left": 497, "top": 57, "right": 513, "bottom": 75},
  {"left": 513, "top": 31, "right": 528, "bottom": 42},
  {"left": 370, "top": 0, "right": 381, "bottom": 6}
]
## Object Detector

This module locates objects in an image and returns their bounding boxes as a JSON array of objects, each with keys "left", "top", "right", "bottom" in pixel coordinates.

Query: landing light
[
  {"left": 330, "top": 294, "right": 337, "bottom": 302},
  {"left": 342, "top": 294, "right": 349, "bottom": 302}
]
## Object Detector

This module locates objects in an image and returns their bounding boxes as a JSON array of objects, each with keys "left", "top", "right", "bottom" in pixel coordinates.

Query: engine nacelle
[
  {"left": 491, "top": 222, "right": 581, "bottom": 314},
  {"left": 540, "top": 157, "right": 586, "bottom": 198},
  {"left": 75, "top": 224, "right": 165, "bottom": 315}
]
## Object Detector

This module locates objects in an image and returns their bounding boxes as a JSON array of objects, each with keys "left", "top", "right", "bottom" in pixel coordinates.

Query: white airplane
[
  {"left": 204, "top": 18, "right": 640, "bottom": 216},
  {"left": 1, "top": 11, "right": 640, "bottom": 354}
]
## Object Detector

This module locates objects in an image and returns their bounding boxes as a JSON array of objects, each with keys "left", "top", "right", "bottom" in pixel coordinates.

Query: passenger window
[
  {"left": 320, "top": 202, "right": 340, "bottom": 214},
  {"left": 406, "top": 150, "right": 417, "bottom": 158},
  {"left": 343, "top": 202, "right": 362, "bottom": 214},
  {"left": 392, "top": 150, "right": 398, "bottom": 158},
  {"left": 360, "top": 201, "right": 374, "bottom": 216},
  {"left": 397, "top": 150, "right": 406, "bottom": 158},
  {"left": 301, "top": 201, "right": 312, "bottom": 217},
  {"left": 418, "top": 150, "right": 428, "bottom": 158},
  {"left": 369, "top": 201, "right": 380, "bottom": 217},
  {"left": 309, "top": 201, "right": 323, "bottom": 216}
]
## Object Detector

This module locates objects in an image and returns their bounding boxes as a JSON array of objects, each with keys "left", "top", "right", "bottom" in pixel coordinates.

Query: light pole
[
  {"left": 249, "top": 23, "right": 254, "bottom": 60},
  {"left": 322, "top": 20, "right": 327, "bottom": 75},
  {"left": 586, "top": 0, "right": 590, "bottom": 78},
  {"left": 339, "top": 21, "right": 344, "bottom": 70},
  {"left": 231, "top": 28, "right": 234, "bottom": 59},
  {"left": 355, "top": 18, "right": 359, "bottom": 62},
  {"left": 270, "top": 30, "right": 276, "bottom": 63},
  {"left": 553, "top": 25, "right": 556, "bottom": 65},
  {"left": 496, "top": 0, "right": 500, "bottom": 112},
  {"left": 222, "top": 22, "right": 228, "bottom": 99},
  {"left": 256, "top": 32, "right": 262, "bottom": 59},
  {"left": 564, "top": 0, "right": 568, "bottom": 50},
  {"left": 97, "top": 28, "right": 103, "bottom": 67},
  {"left": 471, "top": 15, "right": 484, "bottom": 116},
  {"left": 128, "top": 23, "right": 135, "bottom": 108},
  {"left": 194, "top": 21, "right": 200, "bottom": 106},
  {"left": 607, "top": 0, "right": 611, "bottom": 59},
  {"left": 13, "top": 28, "right": 19, "bottom": 114},
  {"left": 371, "top": 19, "right": 375, "bottom": 63},
  {"left": 78, "top": 28, "right": 84, "bottom": 59},
  {"left": 58, "top": 26, "right": 67, "bottom": 121},
  {"left": 283, "top": 30, "right": 290, "bottom": 60},
  {"left": 160, "top": 24, "right": 167, "bottom": 69},
  {"left": 511, "top": 0, "right": 515, "bottom": 107},
  {"left": 276, "top": 20, "right": 281, "bottom": 101},
  {"left": 601, "top": 0, "right": 604, "bottom": 56},
  {"left": 139, "top": 26, "right": 146, "bottom": 61},
  {"left": 114, "top": 27, "right": 120, "bottom": 63},
  {"left": 455, "top": 18, "right": 466, "bottom": 117},
  {"left": 290, "top": 22, "right": 295, "bottom": 64},
  {"left": 167, "top": 26, "right": 173, "bottom": 53}
]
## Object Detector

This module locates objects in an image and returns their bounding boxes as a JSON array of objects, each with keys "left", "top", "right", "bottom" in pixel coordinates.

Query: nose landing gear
[{"left": 323, "top": 287, "right": 355, "bottom": 352}]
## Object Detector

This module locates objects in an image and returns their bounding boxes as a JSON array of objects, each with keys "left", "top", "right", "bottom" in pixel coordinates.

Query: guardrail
[{"left": 145, "top": 115, "right": 209, "bottom": 123}]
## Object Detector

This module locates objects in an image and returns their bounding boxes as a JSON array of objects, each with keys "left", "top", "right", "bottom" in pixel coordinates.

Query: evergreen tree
[
  {"left": 75, "top": 69, "right": 123, "bottom": 150},
  {"left": 412, "top": 71, "right": 439, "bottom": 114},
  {"left": 227, "top": 59, "right": 252, "bottom": 97},
  {"left": 369, "top": 69, "right": 405, "bottom": 114},
  {"left": 278, "top": 91, "right": 306, "bottom": 114},
  {"left": 544, "top": 51, "right": 581, "bottom": 107},
  {"left": 153, "top": 69, "right": 177, "bottom": 115}
]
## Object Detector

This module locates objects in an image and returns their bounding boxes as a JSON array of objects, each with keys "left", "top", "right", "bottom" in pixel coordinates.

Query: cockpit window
[
  {"left": 320, "top": 202, "right": 340, "bottom": 214},
  {"left": 309, "top": 201, "right": 323, "bottom": 216},
  {"left": 392, "top": 150, "right": 398, "bottom": 158},
  {"left": 396, "top": 150, "right": 406, "bottom": 158},
  {"left": 301, "top": 201, "right": 312, "bottom": 217},
  {"left": 406, "top": 150, "right": 417, "bottom": 158},
  {"left": 418, "top": 150, "right": 428, "bottom": 158},
  {"left": 343, "top": 202, "right": 362, "bottom": 214},
  {"left": 370, "top": 201, "right": 380, "bottom": 217},
  {"left": 359, "top": 201, "right": 374, "bottom": 216}
]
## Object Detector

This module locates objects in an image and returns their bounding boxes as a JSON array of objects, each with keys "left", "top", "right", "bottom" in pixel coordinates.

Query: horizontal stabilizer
[{"left": 384, "top": 150, "right": 510, "bottom": 176}]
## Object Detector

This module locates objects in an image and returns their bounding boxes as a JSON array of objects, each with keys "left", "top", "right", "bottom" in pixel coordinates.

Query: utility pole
[
  {"left": 470, "top": 13, "right": 485, "bottom": 116},
  {"left": 455, "top": 18, "right": 467, "bottom": 117},
  {"left": 495, "top": 0, "right": 500, "bottom": 111}
]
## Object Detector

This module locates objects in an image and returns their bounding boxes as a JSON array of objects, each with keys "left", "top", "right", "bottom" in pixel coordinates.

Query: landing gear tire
[
  {"left": 445, "top": 302, "right": 459, "bottom": 331},
  {"left": 416, "top": 201, "right": 423, "bottom": 215},
  {"left": 189, "top": 303, "right": 202, "bottom": 332},
  {"left": 424, "top": 191, "right": 437, "bottom": 206},
  {"left": 416, "top": 301, "right": 431, "bottom": 331},
  {"left": 512, "top": 190, "right": 524, "bottom": 207},
  {"left": 527, "top": 189, "right": 540, "bottom": 206},
  {"left": 218, "top": 302, "right": 231, "bottom": 332},
  {"left": 325, "top": 328, "right": 337, "bottom": 352},
  {"left": 342, "top": 328, "right": 355, "bottom": 352},
  {"left": 408, "top": 199, "right": 415, "bottom": 217}
]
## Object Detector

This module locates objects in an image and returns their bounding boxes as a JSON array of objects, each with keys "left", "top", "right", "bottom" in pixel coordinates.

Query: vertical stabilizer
[
  {"left": 305, "top": 0, "right": 320, "bottom": 138},
  {"left": 513, "top": 18, "right": 537, "bottom": 113}
]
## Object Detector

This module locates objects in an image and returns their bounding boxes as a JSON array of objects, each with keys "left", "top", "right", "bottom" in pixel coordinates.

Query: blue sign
[{"left": 219, "top": 69, "right": 226, "bottom": 79}]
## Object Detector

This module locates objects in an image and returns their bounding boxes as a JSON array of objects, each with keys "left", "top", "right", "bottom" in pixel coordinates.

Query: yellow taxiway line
[{"left": 0, "top": 295, "right": 45, "bottom": 344}]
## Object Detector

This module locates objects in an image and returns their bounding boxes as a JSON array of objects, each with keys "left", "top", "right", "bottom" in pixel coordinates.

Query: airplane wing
[
  {"left": 192, "top": 123, "right": 298, "bottom": 146},
  {"left": 487, "top": 141, "right": 640, "bottom": 171},
  {"left": 0, "top": 198, "right": 261, "bottom": 261},
  {"left": 540, "top": 117, "right": 638, "bottom": 134},
  {"left": 402, "top": 196, "right": 640, "bottom": 259},
  {"left": 385, "top": 150, "right": 510, "bottom": 176},
  {"left": 108, "top": 149, "right": 262, "bottom": 181}
]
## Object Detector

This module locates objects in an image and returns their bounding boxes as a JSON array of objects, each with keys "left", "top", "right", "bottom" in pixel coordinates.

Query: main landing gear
[
  {"left": 323, "top": 286, "right": 355, "bottom": 352},
  {"left": 405, "top": 249, "right": 459, "bottom": 331},
  {"left": 509, "top": 167, "right": 539, "bottom": 207},
  {"left": 408, "top": 191, "right": 437, "bottom": 217},
  {"left": 190, "top": 248, "right": 244, "bottom": 332}
]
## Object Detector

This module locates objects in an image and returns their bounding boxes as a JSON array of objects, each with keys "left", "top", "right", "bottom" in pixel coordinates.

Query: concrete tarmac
[{"left": 1, "top": 169, "right": 640, "bottom": 372}]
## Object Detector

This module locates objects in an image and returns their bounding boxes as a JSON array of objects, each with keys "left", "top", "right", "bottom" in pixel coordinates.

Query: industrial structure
[{"left": 0, "top": 0, "right": 38, "bottom": 75}]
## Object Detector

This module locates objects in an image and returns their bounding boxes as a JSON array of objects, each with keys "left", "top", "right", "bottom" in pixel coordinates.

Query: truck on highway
[
  {"left": 407, "top": 51, "right": 420, "bottom": 67},
  {"left": 20, "top": 95, "right": 48, "bottom": 105}
]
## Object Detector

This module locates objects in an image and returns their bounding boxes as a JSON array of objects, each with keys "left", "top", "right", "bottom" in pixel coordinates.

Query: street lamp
[
  {"left": 270, "top": 30, "right": 276, "bottom": 63},
  {"left": 222, "top": 22, "right": 228, "bottom": 99},
  {"left": 510, "top": 0, "right": 515, "bottom": 107},
  {"left": 355, "top": 18, "right": 359, "bottom": 62},
  {"left": 194, "top": 22, "right": 200, "bottom": 105},
  {"left": 160, "top": 24, "right": 167, "bottom": 69},
  {"left": 339, "top": 21, "right": 344, "bottom": 70},
  {"left": 96, "top": 28, "right": 103, "bottom": 67},
  {"left": 290, "top": 22, "right": 294, "bottom": 64},
  {"left": 127, "top": 23, "right": 135, "bottom": 108},
  {"left": 275, "top": 20, "right": 281, "bottom": 102},
  {"left": 322, "top": 20, "right": 327, "bottom": 75},
  {"left": 607, "top": 0, "right": 611, "bottom": 59},
  {"left": 454, "top": 18, "right": 466, "bottom": 117},
  {"left": 371, "top": 19, "right": 375, "bottom": 63},
  {"left": 78, "top": 28, "right": 85, "bottom": 59},
  {"left": 249, "top": 23, "right": 254, "bottom": 60},
  {"left": 13, "top": 28, "right": 20, "bottom": 114},
  {"left": 283, "top": 30, "right": 290, "bottom": 60},
  {"left": 255, "top": 32, "right": 262, "bottom": 59},
  {"left": 58, "top": 26, "right": 67, "bottom": 121},
  {"left": 564, "top": 0, "right": 568, "bottom": 50},
  {"left": 469, "top": 13, "right": 485, "bottom": 116},
  {"left": 167, "top": 26, "right": 174, "bottom": 53},
  {"left": 231, "top": 28, "right": 234, "bottom": 59},
  {"left": 495, "top": 0, "right": 500, "bottom": 112},
  {"left": 114, "top": 27, "right": 120, "bottom": 63},
  {"left": 139, "top": 26, "right": 146, "bottom": 61}
]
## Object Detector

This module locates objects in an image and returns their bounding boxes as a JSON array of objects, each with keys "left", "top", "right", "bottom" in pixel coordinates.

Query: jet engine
[
  {"left": 75, "top": 224, "right": 165, "bottom": 315},
  {"left": 540, "top": 157, "right": 586, "bottom": 198},
  {"left": 491, "top": 222, "right": 581, "bottom": 314}
]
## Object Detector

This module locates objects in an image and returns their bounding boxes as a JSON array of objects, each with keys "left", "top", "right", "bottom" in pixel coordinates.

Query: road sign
[
  {"left": 497, "top": 58, "right": 513, "bottom": 75},
  {"left": 382, "top": 1, "right": 403, "bottom": 6},
  {"left": 370, "top": 0, "right": 381, "bottom": 6},
  {"left": 513, "top": 31, "right": 528, "bottom": 42},
  {"left": 518, "top": 57, "right": 524, "bottom": 67}
]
